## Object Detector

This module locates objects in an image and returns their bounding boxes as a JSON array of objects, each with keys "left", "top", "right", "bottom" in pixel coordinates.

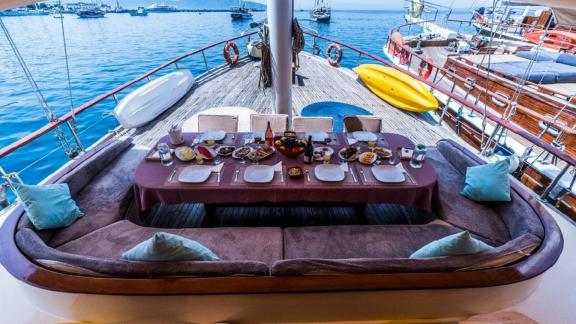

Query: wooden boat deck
[{"left": 130, "top": 52, "right": 462, "bottom": 148}]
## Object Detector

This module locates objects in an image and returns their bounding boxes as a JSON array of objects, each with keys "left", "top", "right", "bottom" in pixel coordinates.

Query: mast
[{"left": 267, "top": 0, "right": 293, "bottom": 124}]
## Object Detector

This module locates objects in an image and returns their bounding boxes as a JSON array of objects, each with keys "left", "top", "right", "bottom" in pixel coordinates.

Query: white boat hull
[
  {"left": 17, "top": 276, "right": 541, "bottom": 322},
  {"left": 114, "top": 70, "right": 195, "bottom": 129}
]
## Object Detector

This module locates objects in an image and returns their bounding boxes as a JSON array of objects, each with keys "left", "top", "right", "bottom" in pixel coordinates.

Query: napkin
[
  {"left": 273, "top": 161, "right": 283, "bottom": 172},
  {"left": 346, "top": 137, "right": 358, "bottom": 145},
  {"left": 212, "top": 163, "right": 224, "bottom": 173},
  {"left": 340, "top": 162, "right": 349, "bottom": 172}
]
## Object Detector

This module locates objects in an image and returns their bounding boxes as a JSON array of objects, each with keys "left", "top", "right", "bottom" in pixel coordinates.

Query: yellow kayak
[{"left": 354, "top": 64, "right": 439, "bottom": 113}]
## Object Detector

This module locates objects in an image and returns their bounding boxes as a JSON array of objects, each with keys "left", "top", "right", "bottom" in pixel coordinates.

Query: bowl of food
[
  {"left": 273, "top": 136, "right": 307, "bottom": 157},
  {"left": 338, "top": 146, "right": 360, "bottom": 162},
  {"left": 174, "top": 146, "right": 196, "bottom": 161},
  {"left": 372, "top": 147, "right": 392, "bottom": 159},
  {"left": 232, "top": 146, "right": 253, "bottom": 159},
  {"left": 313, "top": 146, "right": 334, "bottom": 161},
  {"left": 247, "top": 145, "right": 276, "bottom": 162},
  {"left": 358, "top": 152, "right": 377, "bottom": 165},
  {"left": 287, "top": 166, "right": 304, "bottom": 178},
  {"left": 216, "top": 146, "right": 235, "bottom": 157}
]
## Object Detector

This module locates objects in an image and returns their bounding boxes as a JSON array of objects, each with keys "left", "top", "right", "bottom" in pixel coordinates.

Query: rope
[
  {"left": 0, "top": 17, "right": 78, "bottom": 158},
  {"left": 258, "top": 24, "right": 272, "bottom": 89},
  {"left": 58, "top": 0, "right": 75, "bottom": 119},
  {"left": 292, "top": 18, "right": 305, "bottom": 71}
]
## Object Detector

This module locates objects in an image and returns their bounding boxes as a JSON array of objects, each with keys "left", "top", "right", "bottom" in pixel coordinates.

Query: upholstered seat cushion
[
  {"left": 272, "top": 233, "right": 541, "bottom": 276},
  {"left": 58, "top": 220, "right": 283, "bottom": 265},
  {"left": 428, "top": 143, "right": 510, "bottom": 244},
  {"left": 283, "top": 224, "right": 462, "bottom": 260},
  {"left": 47, "top": 146, "right": 147, "bottom": 248}
]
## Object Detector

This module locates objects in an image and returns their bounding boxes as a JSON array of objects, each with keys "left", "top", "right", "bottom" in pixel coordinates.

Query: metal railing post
[
  {"left": 112, "top": 94, "right": 119, "bottom": 105},
  {"left": 201, "top": 50, "right": 209, "bottom": 70},
  {"left": 540, "top": 164, "right": 571, "bottom": 201},
  {"left": 174, "top": 62, "right": 180, "bottom": 70}
]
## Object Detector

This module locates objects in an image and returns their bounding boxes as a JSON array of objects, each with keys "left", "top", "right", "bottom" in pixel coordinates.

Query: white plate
[
  {"left": 174, "top": 146, "right": 196, "bottom": 161},
  {"left": 178, "top": 165, "right": 213, "bottom": 183},
  {"left": 313, "top": 146, "right": 334, "bottom": 161},
  {"left": 232, "top": 146, "right": 254, "bottom": 159},
  {"left": 371, "top": 165, "right": 405, "bottom": 183},
  {"left": 243, "top": 165, "right": 275, "bottom": 183},
  {"left": 352, "top": 131, "right": 378, "bottom": 142},
  {"left": 315, "top": 164, "right": 345, "bottom": 182},
  {"left": 194, "top": 146, "right": 216, "bottom": 160},
  {"left": 306, "top": 132, "right": 329, "bottom": 142},
  {"left": 200, "top": 130, "right": 226, "bottom": 142}
]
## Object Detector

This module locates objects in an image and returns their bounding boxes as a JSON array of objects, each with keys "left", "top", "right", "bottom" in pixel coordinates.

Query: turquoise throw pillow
[
  {"left": 461, "top": 159, "right": 511, "bottom": 202},
  {"left": 16, "top": 183, "right": 83, "bottom": 230},
  {"left": 122, "top": 232, "right": 220, "bottom": 262},
  {"left": 410, "top": 231, "right": 493, "bottom": 259}
]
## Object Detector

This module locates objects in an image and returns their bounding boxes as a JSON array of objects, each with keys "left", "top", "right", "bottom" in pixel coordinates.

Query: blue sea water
[{"left": 0, "top": 10, "right": 474, "bottom": 189}]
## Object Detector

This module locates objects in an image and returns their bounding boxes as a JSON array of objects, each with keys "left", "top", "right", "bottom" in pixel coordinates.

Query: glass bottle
[
  {"left": 265, "top": 121, "right": 274, "bottom": 146},
  {"left": 304, "top": 136, "right": 314, "bottom": 164}
]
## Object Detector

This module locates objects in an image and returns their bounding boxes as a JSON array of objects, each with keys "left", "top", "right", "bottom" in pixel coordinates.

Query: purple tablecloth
[{"left": 134, "top": 133, "right": 437, "bottom": 212}]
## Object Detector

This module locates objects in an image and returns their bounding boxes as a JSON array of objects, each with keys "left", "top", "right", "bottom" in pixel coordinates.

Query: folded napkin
[
  {"left": 212, "top": 163, "right": 224, "bottom": 173},
  {"left": 340, "top": 162, "right": 349, "bottom": 172},
  {"left": 346, "top": 137, "right": 358, "bottom": 146},
  {"left": 273, "top": 161, "right": 283, "bottom": 172}
]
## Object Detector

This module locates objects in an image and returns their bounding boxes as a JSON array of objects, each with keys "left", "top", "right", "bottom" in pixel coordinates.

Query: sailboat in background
[{"left": 311, "top": 0, "right": 331, "bottom": 22}]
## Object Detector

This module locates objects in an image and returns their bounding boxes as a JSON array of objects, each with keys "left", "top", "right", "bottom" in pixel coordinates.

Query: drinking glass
[
  {"left": 214, "top": 154, "right": 222, "bottom": 165},
  {"left": 168, "top": 124, "right": 183, "bottom": 145},
  {"left": 410, "top": 150, "right": 426, "bottom": 169},
  {"left": 157, "top": 143, "right": 173, "bottom": 167},
  {"left": 323, "top": 154, "right": 331, "bottom": 164},
  {"left": 367, "top": 140, "right": 376, "bottom": 148},
  {"left": 196, "top": 155, "right": 204, "bottom": 165}
]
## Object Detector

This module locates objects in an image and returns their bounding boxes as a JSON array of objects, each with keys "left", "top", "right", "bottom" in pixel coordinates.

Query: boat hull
[
  {"left": 523, "top": 30, "right": 576, "bottom": 52},
  {"left": 16, "top": 276, "right": 542, "bottom": 322},
  {"left": 354, "top": 64, "right": 439, "bottom": 112},
  {"left": 114, "top": 70, "right": 195, "bottom": 129}
]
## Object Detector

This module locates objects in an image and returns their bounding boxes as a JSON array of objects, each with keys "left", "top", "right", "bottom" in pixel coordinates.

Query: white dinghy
[{"left": 114, "top": 70, "right": 195, "bottom": 129}]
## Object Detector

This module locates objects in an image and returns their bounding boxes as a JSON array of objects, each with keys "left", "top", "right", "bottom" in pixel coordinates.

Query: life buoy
[
  {"left": 224, "top": 42, "right": 239, "bottom": 65},
  {"left": 399, "top": 48, "right": 411, "bottom": 65},
  {"left": 418, "top": 57, "right": 433, "bottom": 80},
  {"left": 326, "top": 43, "right": 342, "bottom": 66}
]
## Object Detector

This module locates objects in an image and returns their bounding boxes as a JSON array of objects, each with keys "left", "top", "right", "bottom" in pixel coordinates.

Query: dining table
[{"left": 133, "top": 132, "right": 438, "bottom": 217}]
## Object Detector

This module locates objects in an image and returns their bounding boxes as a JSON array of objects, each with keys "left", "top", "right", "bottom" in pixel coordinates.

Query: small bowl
[{"left": 287, "top": 166, "right": 304, "bottom": 178}]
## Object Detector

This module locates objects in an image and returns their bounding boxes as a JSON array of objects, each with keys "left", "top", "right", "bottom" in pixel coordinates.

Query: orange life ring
[
  {"left": 326, "top": 43, "right": 342, "bottom": 66},
  {"left": 418, "top": 57, "right": 433, "bottom": 80},
  {"left": 399, "top": 48, "right": 411, "bottom": 65},
  {"left": 224, "top": 42, "right": 239, "bottom": 65}
]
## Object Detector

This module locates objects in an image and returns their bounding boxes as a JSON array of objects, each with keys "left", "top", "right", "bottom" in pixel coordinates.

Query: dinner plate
[
  {"left": 306, "top": 132, "right": 329, "bottom": 142},
  {"left": 352, "top": 131, "right": 378, "bottom": 142},
  {"left": 371, "top": 165, "right": 405, "bottom": 183},
  {"left": 243, "top": 165, "right": 275, "bottom": 183},
  {"left": 200, "top": 130, "right": 226, "bottom": 142},
  {"left": 315, "top": 164, "right": 345, "bottom": 182},
  {"left": 178, "top": 165, "right": 213, "bottom": 183}
]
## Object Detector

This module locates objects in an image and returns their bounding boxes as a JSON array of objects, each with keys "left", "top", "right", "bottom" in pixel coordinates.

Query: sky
[{"left": 252, "top": 0, "right": 484, "bottom": 10}]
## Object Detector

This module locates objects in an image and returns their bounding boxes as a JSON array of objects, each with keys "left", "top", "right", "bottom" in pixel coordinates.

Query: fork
[
  {"left": 359, "top": 168, "right": 368, "bottom": 182},
  {"left": 304, "top": 169, "right": 311, "bottom": 182}
]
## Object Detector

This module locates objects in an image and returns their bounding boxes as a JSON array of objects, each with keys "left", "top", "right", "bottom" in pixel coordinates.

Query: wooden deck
[{"left": 131, "top": 52, "right": 462, "bottom": 148}]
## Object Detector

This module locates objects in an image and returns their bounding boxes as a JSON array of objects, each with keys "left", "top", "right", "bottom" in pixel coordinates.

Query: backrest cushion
[
  {"left": 556, "top": 53, "right": 576, "bottom": 67},
  {"left": 58, "top": 138, "right": 133, "bottom": 198},
  {"left": 436, "top": 140, "right": 483, "bottom": 175}
]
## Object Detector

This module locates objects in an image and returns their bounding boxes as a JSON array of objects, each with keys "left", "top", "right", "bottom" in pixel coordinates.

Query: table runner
[{"left": 134, "top": 132, "right": 437, "bottom": 212}]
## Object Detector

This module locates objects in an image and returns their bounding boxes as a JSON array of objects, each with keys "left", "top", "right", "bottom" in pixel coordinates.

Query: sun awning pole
[{"left": 267, "top": 0, "right": 293, "bottom": 128}]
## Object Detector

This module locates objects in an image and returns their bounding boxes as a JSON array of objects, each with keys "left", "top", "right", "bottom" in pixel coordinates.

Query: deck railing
[{"left": 0, "top": 31, "right": 257, "bottom": 160}]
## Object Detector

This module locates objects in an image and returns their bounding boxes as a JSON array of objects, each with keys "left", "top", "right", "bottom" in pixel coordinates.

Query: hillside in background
[{"left": 117, "top": 0, "right": 266, "bottom": 10}]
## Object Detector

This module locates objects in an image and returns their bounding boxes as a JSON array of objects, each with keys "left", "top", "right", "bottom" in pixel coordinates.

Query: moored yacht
[
  {"left": 230, "top": 0, "right": 253, "bottom": 20},
  {"left": 310, "top": 0, "right": 331, "bottom": 22},
  {"left": 0, "top": 0, "right": 572, "bottom": 322}
]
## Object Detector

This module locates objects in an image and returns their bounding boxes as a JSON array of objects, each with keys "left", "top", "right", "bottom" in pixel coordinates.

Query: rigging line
[
  {"left": 0, "top": 17, "right": 76, "bottom": 156},
  {"left": 58, "top": 0, "right": 75, "bottom": 119}
]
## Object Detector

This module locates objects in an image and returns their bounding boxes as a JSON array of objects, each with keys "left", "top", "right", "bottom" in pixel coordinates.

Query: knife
[{"left": 168, "top": 168, "right": 177, "bottom": 182}]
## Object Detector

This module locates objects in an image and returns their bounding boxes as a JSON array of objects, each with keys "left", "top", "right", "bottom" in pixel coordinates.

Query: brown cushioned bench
[{"left": 13, "top": 138, "right": 545, "bottom": 278}]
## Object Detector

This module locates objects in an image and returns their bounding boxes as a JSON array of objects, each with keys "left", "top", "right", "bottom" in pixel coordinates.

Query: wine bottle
[
  {"left": 265, "top": 121, "right": 274, "bottom": 146},
  {"left": 304, "top": 135, "right": 314, "bottom": 164}
]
